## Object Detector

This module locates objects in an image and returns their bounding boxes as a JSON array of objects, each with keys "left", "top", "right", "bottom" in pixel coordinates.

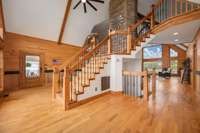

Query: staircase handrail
[
  {"left": 129, "top": 12, "right": 153, "bottom": 31},
  {"left": 59, "top": 35, "right": 109, "bottom": 71},
  {"left": 59, "top": 35, "right": 96, "bottom": 70}
]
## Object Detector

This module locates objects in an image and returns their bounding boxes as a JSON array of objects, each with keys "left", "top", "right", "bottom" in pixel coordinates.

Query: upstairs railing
[
  {"left": 153, "top": 0, "right": 200, "bottom": 23},
  {"left": 52, "top": 0, "right": 200, "bottom": 110}
]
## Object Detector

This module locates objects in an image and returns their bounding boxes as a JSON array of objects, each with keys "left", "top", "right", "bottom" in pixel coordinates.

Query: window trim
[
  {"left": 143, "top": 45, "right": 163, "bottom": 60},
  {"left": 170, "top": 48, "right": 179, "bottom": 58}
]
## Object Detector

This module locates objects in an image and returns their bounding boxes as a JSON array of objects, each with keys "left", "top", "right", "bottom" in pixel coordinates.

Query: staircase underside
[{"left": 152, "top": 9, "right": 200, "bottom": 34}]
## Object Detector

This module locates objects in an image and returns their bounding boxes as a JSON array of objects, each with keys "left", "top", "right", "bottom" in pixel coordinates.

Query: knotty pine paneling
[
  {"left": 196, "top": 30, "right": 200, "bottom": 91},
  {"left": 0, "top": 0, "right": 5, "bottom": 40},
  {"left": 162, "top": 44, "right": 186, "bottom": 70},
  {"left": 186, "top": 29, "right": 200, "bottom": 90},
  {"left": 187, "top": 42, "right": 196, "bottom": 88},
  {"left": 0, "top": 49, "right": 3, "bottom": 91},
  {"left": 3, "top": 33, "right": 81, "bottom": 91}
]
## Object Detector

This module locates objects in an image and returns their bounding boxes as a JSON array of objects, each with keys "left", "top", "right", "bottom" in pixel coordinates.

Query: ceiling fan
[{"left": 73, "top": 0, "right": 104, "bottom": 13}]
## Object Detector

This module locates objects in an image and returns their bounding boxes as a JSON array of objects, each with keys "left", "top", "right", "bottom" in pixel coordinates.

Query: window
[
  {"left": 170, "top": 60, "right": 178, "bottom": 75},
  {"left": 143, "top": 61, "right": 162, "bottom": 73},
  {"left": 25, "top": 55, "right": 40, "bottom": 78},
  {"left": 143, "top": 45, "right": 162, "bottom": 59},
  {"left": 170, "top": 48, "right": 178, "bottom": 57}
]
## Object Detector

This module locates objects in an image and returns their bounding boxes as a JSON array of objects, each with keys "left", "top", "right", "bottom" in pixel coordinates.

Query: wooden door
[{"left": 19, "top": 52, "right": 44, "bottom": 89}]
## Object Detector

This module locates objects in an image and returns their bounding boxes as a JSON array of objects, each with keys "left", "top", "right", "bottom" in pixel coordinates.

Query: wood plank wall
[
  {"left": 143, "top": 44, "right": 186, "bottom": 73},
  {"left": 3, "top": 33, "right": 81, "bottom": 91},
  {"left": 187, "top": 42, "right": 195, "bottom": 88},
  {"left": 0, "top": 49, "right": 3, "bottom": 91},
  {"left": 162, "top": 44, "right": 186, "bottom": 69},
  {"left": 109, "top": 0, "right": 137, "bottom": 28},
  {"left": 0, "top": 0, "right": 5, "bottom": 39},
  {"left": 196, "top": 30, "right": 200, "bottom": 92},
  {"left": 186, "top": 29, "right": 200, "bottom": 90}
]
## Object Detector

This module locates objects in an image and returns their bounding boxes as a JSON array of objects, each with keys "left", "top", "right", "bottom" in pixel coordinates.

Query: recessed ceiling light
[
  {"left": 173, "top": 32, "right": 179, "bottom": 35},
  {"left": 174, "top": 39, "right": 179, "bottom": 42},
  {"left": 81, "top": 0, "right": 86, "bottom": 3}
]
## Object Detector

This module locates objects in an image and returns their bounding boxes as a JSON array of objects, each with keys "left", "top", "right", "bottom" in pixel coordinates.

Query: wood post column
[
  {"left": 63, "top": 67, "right": 70, "bottom": 110},
  {"left": 151, "top": 4, "right": 155, "bottom": 29},
  {"left": 52, "top": 67, "right": 59, "bottom": 100},
  {"left": 143, "top": 71, "right": 149, "bottom": 101},
  {"left": 152, "top": 70, "right": 156, "bottom": 97},
  {"left": 127, "top": 27, "right": 132, "bottom": 54},
  {"left": 0, "top": 49, "right": 4, "bottom": 92},
  {"left": 108, "top": 29, "right": 112, "bottom": 54}
]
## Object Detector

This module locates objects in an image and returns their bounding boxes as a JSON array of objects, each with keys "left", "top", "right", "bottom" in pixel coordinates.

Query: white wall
[
  {"left": 63, "top": 0, "right": 110, "bottom": 46},
  {"left": 2, "top": 0, "right": 66, "bottom": 41},
  {"left": 2, "top": 0, "right": 109, "bottom": 46},
  {"left": 78, "top": 60, "right": 111, "bottom": 101},
  {"left": 123, "top": 58, "right": 142, "bottom": 72},
  {"left": 110, "top": 49, "right": 144, "bottom": 92},
  {"left": 78, "top": 51, "right": 142, "bottom": 101},
  {"left": 110, "top": 55, "right": 123, "bottom": 92}
]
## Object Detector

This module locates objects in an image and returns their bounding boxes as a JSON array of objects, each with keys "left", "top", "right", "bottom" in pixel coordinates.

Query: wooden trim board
[
  {"left": 68, "top": 91, "right": 111, "bottom": 109},
  {"left": 58, "top": 0, "right": 73, "bottom": 44},
  {"left": 152, "top": 9, "right": 200, "bottom": 34},
  {"left": 6, "top": 32, "right": 81, "bottom": 49}
]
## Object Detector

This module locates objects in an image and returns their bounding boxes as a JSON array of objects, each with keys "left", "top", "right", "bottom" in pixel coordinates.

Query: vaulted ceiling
[{"left": 2, "top": 0, "right": 157, "bottom": 47}]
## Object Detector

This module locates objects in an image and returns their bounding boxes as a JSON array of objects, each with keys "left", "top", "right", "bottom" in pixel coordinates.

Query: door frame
[{"left": 19, "top": 51, "right": 45, "bottom": 89}]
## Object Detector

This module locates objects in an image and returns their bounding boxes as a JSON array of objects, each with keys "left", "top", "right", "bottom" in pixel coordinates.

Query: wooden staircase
[{"left": 52, "top": 0, "right": 200, "bottom": 110}]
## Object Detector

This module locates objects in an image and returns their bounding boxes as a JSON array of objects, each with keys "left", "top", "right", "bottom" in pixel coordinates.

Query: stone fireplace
[{"left": 109, "top": 0, "right": 138, "bottom": 29}]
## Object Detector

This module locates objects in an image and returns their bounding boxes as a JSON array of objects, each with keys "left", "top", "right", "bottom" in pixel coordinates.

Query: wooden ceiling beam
[
  {"left": 57, "top": 0, "right": 73, "bottom": 44},
  {"left": 179, "top": 43, "right": 188, "bottom": 49}
]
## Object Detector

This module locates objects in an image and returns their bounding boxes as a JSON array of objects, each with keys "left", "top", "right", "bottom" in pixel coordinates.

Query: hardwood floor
[{"left": 0, "top": 77, "right": 200, "bottom": 133}]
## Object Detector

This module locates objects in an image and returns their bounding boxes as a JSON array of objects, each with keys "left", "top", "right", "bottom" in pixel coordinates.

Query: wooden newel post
[
  {"left": 127, "top": 26, "right": 132, "bottom": 54},
  {"left": 92, "top": 36, "right": 96, "bottom": 49},
  {"left": 152, "top": 70, "right": 156, "bottom": 97},
  {"left": 151, "top": 4, "right": 155, "bottom": 29},
  {"left": 143, "top": 71, "right": 149, "bottom": 101},
  {"left": 108, "top": 29, "right": 112, "bottom": 54},
  {"left": 52, "top": 67, "right": 59, "bottom": 100},
  {"left": 63, "top": 67, "right": 70, "bottom": 110},
  {"left": 0, "top": 49, "right": 4, "bottom": 92}
]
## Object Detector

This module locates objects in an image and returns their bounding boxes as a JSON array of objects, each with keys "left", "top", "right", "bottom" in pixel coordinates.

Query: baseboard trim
[
  {"left": 69, "top": 91, "right": 111, "bottom": 109},
  {"left": 110, "top": 91, "right": 123, "bottom": 95}
]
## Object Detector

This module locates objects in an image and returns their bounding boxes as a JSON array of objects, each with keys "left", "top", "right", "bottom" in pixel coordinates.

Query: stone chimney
[{"left": 109, "top": 0, "right": 138, "bottom": 29}]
